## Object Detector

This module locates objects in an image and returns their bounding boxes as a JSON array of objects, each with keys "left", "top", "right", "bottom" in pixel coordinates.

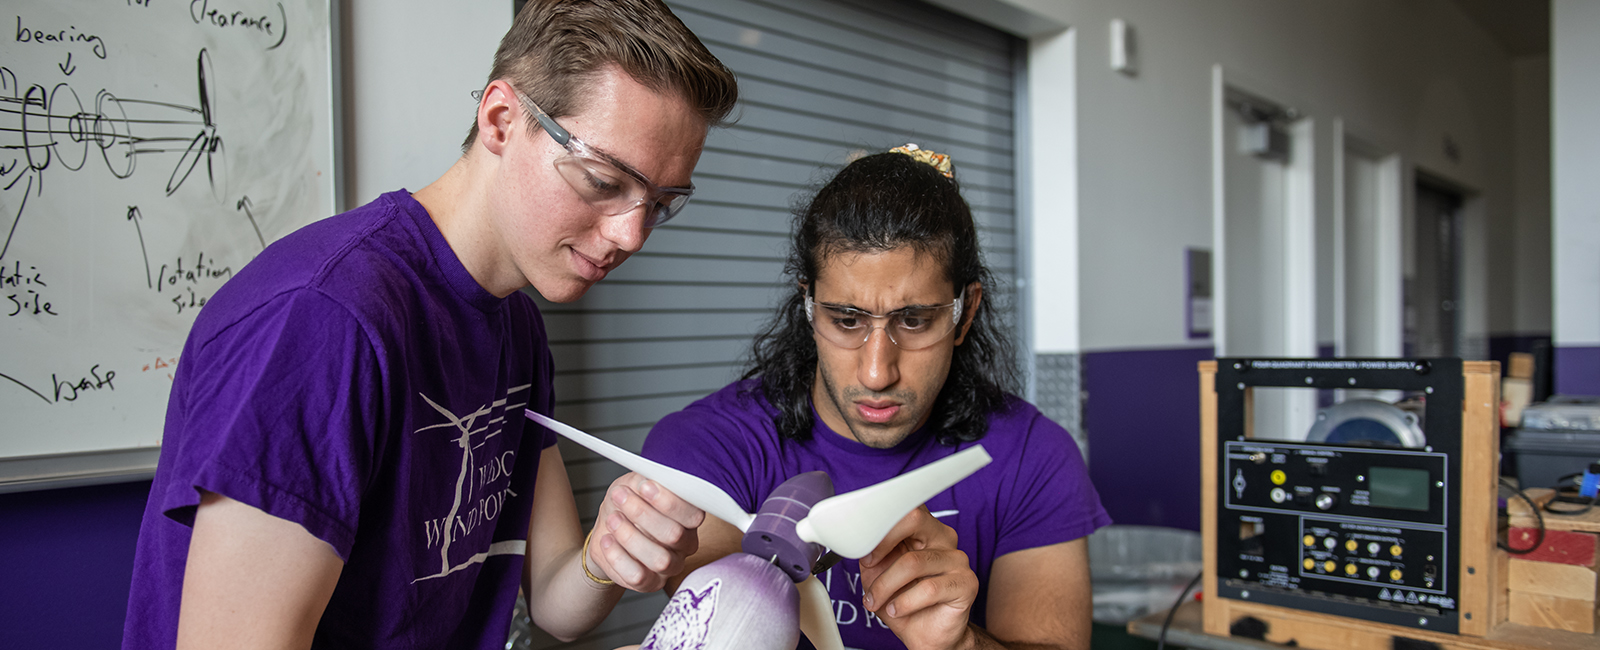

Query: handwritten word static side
[{"left": 4, "top": 260, "right": 58, "bottom": 318}]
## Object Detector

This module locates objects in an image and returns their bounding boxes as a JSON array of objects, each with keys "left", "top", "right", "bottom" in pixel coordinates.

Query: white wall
[
  {"left": 1510, "top": 55, "right": 1551, "bottom": 336},
  {"left": 1553, "top": 0, "right": 1600, "bottom": 347},
  {"left": 342, "top": 1, "right": 510, "bottom": 207},
  {"left": 951, "top": 0, "right": 1525, "bottom": 355},
  {"left": 1025, "top": 29, "right": 1080, "bottom": 354}
]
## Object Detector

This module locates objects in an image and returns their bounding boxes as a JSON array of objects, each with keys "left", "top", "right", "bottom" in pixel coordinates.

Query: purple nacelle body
[
  {"left": 640, "top": 472, "right": 835, "bottom": 650},
  {"left": 741, "top": 471, "right": 834, "bottom": 582}
]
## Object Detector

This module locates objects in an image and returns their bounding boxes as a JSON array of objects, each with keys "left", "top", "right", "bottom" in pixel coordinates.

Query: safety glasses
[{"left": 511, "top": 87, "right": 694, "bottom": 228}]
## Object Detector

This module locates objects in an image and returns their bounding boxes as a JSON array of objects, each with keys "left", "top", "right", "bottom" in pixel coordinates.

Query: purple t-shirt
[
  {"left": 124, "top": 190, "right": 557, "bottom": 649},
  {"left": 641, "top": 380, "right": 1110, "bottom": 650}
]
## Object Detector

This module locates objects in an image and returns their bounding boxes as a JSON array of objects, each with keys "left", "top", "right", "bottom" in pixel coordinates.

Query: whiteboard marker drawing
[{"left": 0, "top": 48, "right": 227, "bottom": 262}]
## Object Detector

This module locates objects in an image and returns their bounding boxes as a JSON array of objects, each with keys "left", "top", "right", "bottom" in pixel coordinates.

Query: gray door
[
  {"left": 1407, "top": 181, "right": 1463, "bottom": 358},
  {"left": 515, "top": 1, "right": 1018, "bottom": 647}
]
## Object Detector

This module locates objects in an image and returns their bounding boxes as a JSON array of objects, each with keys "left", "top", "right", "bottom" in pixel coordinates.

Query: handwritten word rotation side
[
  {"left": 13, "top": 17, "right": 108, "bottom": 60},
  {"left": 153, "top": 252, "right": 232, "bottom": 315}
]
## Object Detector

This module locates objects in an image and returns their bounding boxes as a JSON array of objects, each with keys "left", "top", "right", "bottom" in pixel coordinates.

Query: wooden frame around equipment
[{"left": 1193, "top": 360, "right": 1599, "bottom": 649}]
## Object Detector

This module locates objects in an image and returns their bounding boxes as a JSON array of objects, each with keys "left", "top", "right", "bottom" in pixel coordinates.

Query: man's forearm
[{"left": 525, "top": 544, "right": 624, "bottom": 642}]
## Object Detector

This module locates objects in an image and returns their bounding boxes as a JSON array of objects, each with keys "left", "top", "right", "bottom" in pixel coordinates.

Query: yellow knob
[
  {"left": 1271, "top": 470, "right": 1286, "bottom": 485},
  {"left": 1324, "top": 560, "right": 1337, "bottom": 573},
  {"left": 1345, "top": 563, "right": 1358, "bottom": 575},
  {"left": 1390, "top": 544, "right": 1403, "bottom": 557},
  {"left": 1345, "top": 539, "right": 1358, "bottom": 552},
  {"left": 1304, "top": 558, "right": 1315, "bottom": 570},
  {"left": 1304, "top": 535, "right": 1315, "bottom": 547},
  {"left": 1390, "top": 569, "right": 1403, "bottom": 581}
]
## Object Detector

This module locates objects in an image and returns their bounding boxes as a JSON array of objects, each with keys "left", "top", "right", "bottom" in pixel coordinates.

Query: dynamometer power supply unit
[{"left": 1201, "top": 358, "right": 1502, "bottom": 643}]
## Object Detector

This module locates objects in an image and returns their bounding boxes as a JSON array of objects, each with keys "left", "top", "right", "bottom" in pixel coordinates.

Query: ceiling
[{"left": 1448, "top": 0, "right": 1550, "bottom": 57}]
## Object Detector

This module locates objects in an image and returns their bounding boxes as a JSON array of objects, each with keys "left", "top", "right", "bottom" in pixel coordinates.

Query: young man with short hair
[
  {"left": 643, "top": 149, "right": 1110, "bottom": 650},
  {"left": 123, "top": 2, "right": 738, "bottom": 648}
]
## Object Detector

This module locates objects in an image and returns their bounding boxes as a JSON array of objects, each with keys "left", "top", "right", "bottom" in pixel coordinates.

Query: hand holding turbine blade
[
  {"left": 795, "top": 446, "right": 992, "bottom": 559},
  {"left": 525, "top": 410, "right": 757, "bottom": 532}
]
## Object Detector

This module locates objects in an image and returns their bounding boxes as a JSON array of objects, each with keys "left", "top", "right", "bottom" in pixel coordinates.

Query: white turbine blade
[
  {"left": 795, "top": 446, "right": 991, "bottom": 559},
  {"left": 525, "top": 410, "right": 756, "bottom": 532},
  {"left": 798, "top": 575, "right": 844, "bottom": 650}
]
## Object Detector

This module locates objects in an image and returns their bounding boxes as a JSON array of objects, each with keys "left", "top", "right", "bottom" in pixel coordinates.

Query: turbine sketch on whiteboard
[{"left": 0, "top": 48, "right": 228, "bottom": 262}]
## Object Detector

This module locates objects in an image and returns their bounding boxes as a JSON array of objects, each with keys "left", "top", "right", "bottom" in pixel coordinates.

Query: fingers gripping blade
[
  {"left": 525, "top": 410, "right": 756, "bottom": 532},
  {"left": 794, "top": 445, "right": 992, "bottom": 558},
  {"left": 798, "top": 575, "right": 844, "bottom": 650}
]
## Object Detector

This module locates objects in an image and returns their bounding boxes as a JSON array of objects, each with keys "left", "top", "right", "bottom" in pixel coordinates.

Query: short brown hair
[{"left": 462, "top": 0, "right": 739, "bottom": 151}]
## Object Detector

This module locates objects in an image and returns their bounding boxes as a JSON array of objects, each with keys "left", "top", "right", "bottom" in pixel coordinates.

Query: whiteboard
[{"left": 1, "top": 0, "right": 338, "bottom": 486}]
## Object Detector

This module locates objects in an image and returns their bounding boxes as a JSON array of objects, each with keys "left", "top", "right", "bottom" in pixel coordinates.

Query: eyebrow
[
  {"left": 513, "top": 88, "right": 694, "bottom": 193},
  {"left": 818, "top": 301, "right": 948, "bottom": 314}
]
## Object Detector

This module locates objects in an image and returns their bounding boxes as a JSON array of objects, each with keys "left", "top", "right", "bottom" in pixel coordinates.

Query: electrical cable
[
  {"left": 1542, "top": 471, "right": 1599, "bottom": 516},
  {"left": 1157, "top": 570, "right": 1204, "bottom": 650},
  {"left": 1498, "top": 477, "right": 1545, "bottom": 555}
]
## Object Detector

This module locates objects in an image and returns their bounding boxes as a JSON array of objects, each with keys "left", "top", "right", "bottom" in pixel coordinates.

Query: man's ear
[
  {"left": 474, "top": 80, "right": 520, "bottom": 157},
  {"left": 952, "top": 281, "right": 982, "bottom": 346}
]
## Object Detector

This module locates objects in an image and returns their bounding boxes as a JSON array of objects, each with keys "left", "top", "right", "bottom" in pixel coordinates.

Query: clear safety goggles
[
  {"left": 512, "top": 87, "right": 694, "bottom": 228},
  {"left": 805, "top": 294, "right": 963, "bottom": 350}
]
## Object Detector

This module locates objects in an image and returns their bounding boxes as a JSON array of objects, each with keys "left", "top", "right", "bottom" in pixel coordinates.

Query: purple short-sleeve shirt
[
  {"left": 641, "top": 380, "right": 1110, "bottom": 650},
  {"left": 123, "top": 191, "right": 556, "bottom": 649}
]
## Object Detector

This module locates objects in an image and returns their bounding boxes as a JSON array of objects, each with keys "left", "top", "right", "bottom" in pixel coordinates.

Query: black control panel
[{"left": 1214, "top": 359, "right": 1463, "bottom": 634}]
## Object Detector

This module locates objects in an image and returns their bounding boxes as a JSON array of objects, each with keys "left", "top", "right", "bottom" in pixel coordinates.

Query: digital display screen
[{"left": 1369, "top": 466, "right": 1430, "bottom": 511}]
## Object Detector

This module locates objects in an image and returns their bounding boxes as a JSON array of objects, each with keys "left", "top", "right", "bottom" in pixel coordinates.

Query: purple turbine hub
[{"left": 741, "top": 471, "right": 834, "bottom": 582}]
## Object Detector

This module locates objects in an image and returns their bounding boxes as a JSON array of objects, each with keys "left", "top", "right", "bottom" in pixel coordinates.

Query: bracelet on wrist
[{"left": 580, "top": 529, "right": 616, "bottom": 587}]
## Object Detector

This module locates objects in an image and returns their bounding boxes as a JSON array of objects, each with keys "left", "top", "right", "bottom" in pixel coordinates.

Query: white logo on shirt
[{"left": 413, "top": 384, "right": 531, "bottom": 583}]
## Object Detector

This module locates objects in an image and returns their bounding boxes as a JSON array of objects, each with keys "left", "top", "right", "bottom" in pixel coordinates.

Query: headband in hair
[{"left": 889, "top": 143, "right": 953, "bottom": 178}]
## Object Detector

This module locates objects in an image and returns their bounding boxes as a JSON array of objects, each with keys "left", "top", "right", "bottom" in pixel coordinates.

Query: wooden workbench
[{"left": 1128, "top": 600, "right": 1599, "bottom": 650}]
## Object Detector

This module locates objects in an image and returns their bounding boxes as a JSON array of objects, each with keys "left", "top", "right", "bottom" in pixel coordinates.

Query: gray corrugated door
[{"left": 519, "top": 1, "right": 1017, "bottom": 647}]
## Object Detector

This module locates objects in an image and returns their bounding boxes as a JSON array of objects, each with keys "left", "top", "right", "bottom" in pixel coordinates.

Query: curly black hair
[{"left": 742, "top": 150, "right": 1020, "bottom": 445}]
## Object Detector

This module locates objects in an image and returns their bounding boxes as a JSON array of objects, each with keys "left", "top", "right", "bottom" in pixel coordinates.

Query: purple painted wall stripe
[
  {"left": 1555, "top": 346, "right": 1600, "bottom": 396},
  {"left": 0, "top": 481, "right": 150, "bottom": 648},
  {"left": 1082, "top": 347, "right": 1214, "bottom": 532}
]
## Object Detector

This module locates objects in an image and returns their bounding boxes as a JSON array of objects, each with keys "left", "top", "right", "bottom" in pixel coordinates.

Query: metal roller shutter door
[{"left": 521, "top": 1, "right": 1018, "bottom": 647}]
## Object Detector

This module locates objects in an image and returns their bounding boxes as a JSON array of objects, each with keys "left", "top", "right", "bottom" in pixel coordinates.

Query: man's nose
[
  {"left": 857, "top": 326, "right": 900, "bottom": 392},
  {"left": 599, "top": 203, "right": 650, "bottom": 253}
]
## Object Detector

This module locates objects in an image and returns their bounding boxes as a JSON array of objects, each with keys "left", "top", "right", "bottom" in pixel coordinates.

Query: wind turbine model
[{"left": 526, "top": 410, "right": 993, "bottom": 650}]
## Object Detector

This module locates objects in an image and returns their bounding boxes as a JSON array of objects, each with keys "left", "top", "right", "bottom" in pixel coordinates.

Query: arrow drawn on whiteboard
[
  {"left": 58, "top": 53, "right": 75, "bottom": 77},
  {"left": 236, "top": 196, "right": 265, "bottom": 249},
  {"left": 0, "top": 49, "right": 229, "bottom": 263},
  {"left": 127, "top": 206, "right": 152, "bottom": 289}
]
